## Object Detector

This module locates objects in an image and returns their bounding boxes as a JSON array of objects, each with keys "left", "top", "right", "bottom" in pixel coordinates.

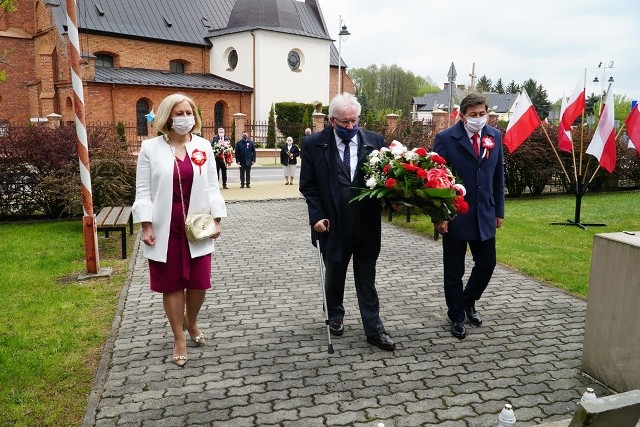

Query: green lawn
[
  {"left": 0, "top": 220, "right": 133, "bottom": 426},
  {"left": 389, "top": 191, "right": 640, "bottom": 297}
]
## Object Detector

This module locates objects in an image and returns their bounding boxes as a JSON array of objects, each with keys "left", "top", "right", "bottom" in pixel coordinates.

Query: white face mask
[
  {"left": 464, "top": 115, "right": 487, "bottom": 134},
  {"left": 171, "top": 116, "right": 195, "bottom": 135}
]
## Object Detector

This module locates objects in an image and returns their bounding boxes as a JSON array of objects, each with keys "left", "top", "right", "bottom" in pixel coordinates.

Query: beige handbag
[{"left": 175, "top": 156, "right": 216, "bottom": 241}]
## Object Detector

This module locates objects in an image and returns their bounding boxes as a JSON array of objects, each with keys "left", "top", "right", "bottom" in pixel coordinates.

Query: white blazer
[{"left": 132, "top": 134, "right": 227, "bottom": 262}]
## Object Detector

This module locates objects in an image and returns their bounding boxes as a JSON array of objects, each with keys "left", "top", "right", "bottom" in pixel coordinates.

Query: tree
[
  {"left": 492, "top": 78, "right": 505, "bottom": 94},
  {"left": 0, "top": 0, "right": 17, "bottom": 82},
  {"left": 506, "top": 80, "right": 519, "bottom": 95},
  {"left": 521, "top": 78, "right": 551, "bottom": 120},
  {"left": 476, "top": 75, "right": 492, "bottom": 92},
  {"left": 266, "top": 103, "right": 276, "bottom": 148},
  {"left": 349, "top": 64, "right": 437, "bottom": 116}
]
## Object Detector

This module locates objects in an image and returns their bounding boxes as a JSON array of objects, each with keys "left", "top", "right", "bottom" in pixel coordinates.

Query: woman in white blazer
[{"left": 133, "top": 93, "right": 227, "bottom": 366}]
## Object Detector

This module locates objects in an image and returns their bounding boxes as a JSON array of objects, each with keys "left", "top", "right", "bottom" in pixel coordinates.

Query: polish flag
[
  {"left": 625, "top": 103, "right": 640, "bottom": 154},
  {"left": 586, "top": 85, "right": 616, "bottom": 173},
  {"left": 561, "top": 78, "right": 586, "bottom": 129},
  {"left": 503, "top": 90, "right": 541, "bottom": 153},
  {"left": 558, "top": 94, "right": 573, "bottom": 152}
]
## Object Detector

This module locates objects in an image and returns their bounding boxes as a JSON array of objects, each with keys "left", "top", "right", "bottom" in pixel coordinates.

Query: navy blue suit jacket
[
  {"left": 299, "top": 125, "right": 384, "bottom": 262},
  {"left": 235, "top": 138, "right": 256, "bottom": 166},
  {"left": 432, "top": 120, "right": 505, "bottom": 241}
]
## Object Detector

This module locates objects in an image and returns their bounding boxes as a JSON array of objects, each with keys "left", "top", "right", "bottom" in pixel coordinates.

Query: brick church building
[{"left": 0, "top": 0, "right": 354, "bottom": 138}]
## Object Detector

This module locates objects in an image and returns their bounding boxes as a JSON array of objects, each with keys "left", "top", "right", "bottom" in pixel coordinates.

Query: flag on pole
[
  {"left": 625, "top": 103, "right": 640, "bottom": 154},
  {"left": 558, "top": 93, "right": 573, "bottom": 152},
  {"left": 561, "top": 78, "right": 586, "bottom": 129},
  {"left": 586, "top": 84, "right": 616, "bottom": 173},
  {"left": 503, "top": 89, "right": 541, "bottom": 153}
]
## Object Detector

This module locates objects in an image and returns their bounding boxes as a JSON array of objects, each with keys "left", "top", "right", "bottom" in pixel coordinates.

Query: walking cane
[{"left": 315, "top": 221, "right": 334, "bottom": 354}]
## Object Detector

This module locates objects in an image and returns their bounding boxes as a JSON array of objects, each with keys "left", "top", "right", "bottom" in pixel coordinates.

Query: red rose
[
  {"left": 385, "top": 178, "right": 397, "bottom": 189},
  {"left": 382, "top": 164, "right": 390, "bottom": 174},
  {"left": 414, "top": 147, "right": 427, "bottom": 157},
  {"left": 402, "top": 163, "right": 420, "bottom": 172},
  {"left": 416, "top": 168, "right": 428, "bottom": 179},
  {"left": 454, "top": 195, "right": 469, "bottom": 214},
  {"left": 425, "top": 178, "right": 440, "bottom": 188}
]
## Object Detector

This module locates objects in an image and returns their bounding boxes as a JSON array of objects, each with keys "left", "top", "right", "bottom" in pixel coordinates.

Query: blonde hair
[{"left": 155, "top": 93, "right": 202, "bottom": 135}]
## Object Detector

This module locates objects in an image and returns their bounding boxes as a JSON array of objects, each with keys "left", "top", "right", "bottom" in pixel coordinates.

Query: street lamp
[
  {"left": 337, "top": 16, "right": 350, "bottom": 95},
  {"left": 592, "top": 60, "right": 614, "bottom": 104}
]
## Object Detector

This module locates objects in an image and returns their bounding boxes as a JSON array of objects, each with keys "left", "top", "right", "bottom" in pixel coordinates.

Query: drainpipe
[{"left": 251, "top": 30, "right": 256, "bottom": 123}]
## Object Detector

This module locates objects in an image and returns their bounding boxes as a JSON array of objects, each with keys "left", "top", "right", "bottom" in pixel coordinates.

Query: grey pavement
[{"left": 83, "top": 190, "right": 609, "bottom": 427}]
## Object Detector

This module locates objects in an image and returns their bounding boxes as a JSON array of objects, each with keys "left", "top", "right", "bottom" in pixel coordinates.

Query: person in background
[
  {"left": 133, "top": 93, "right": 227, "bottom": 366},
  {"left": 235, "top": 131, "right": 256, "bottom": 188},
  {"left": 299, "top": 92, "right": 396, "bottom": 351},
  {"left": 280, "top": 136, "right": 300, "bottom": 185},
  {"left": 432, "top": 93, "right": 505, "bottom": 340},
  {"left": 211, "top": 127, "right": 232, "bottom": 189}
]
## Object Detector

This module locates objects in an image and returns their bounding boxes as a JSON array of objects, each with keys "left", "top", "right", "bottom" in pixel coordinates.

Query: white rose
[
  {"left": 404, "top": 151, "right": 418, "bottom": 161},
  {"left": 370, "top": 150, "right": 380, "bottom": 157},
  {"left": 366, "top": 177, "right": 378, "bottom": 188},
  {"left": 369, "top": 156, "right": 380, "bottom": 165}
]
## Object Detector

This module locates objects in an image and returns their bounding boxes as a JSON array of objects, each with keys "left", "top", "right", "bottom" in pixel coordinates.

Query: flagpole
[
  {"left": 539, "top": 123, "right": 571, "bottom": 181},
  {"left": 578, "top": 69, "right": 586, "bottom": 176}
]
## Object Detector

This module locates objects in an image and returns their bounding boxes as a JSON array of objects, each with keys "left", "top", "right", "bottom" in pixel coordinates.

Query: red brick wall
[{"left": 329, "top": 66, "right": 355, "bottom": 99}]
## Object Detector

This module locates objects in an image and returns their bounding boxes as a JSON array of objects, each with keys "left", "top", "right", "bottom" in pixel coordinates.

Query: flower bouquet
[
  {"left": 213, "top": 140, "right": 234, "bottom": 164},
  {"left": 351, "top": 140, "right": 468, "bottom": 223}
]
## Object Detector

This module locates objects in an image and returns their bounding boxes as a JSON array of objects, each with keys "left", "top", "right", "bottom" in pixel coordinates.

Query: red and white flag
[
  {"left": 503, "top": 89, "right": 541, "bottom": 153},
  {"left": 558, "top": 93, "right": 573, "bottom": 152},
  {"left": 561, "top": 78, "right": 586, "bottom": 129},
  {"left": 586, "top": 84, "right": 616, "bottom": 173},
  {"left": 625, "top": 103, "right": 640, "bottom": 154}
]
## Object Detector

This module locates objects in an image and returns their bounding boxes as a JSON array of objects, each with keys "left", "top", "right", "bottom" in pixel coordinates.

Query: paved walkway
[{"left": 83, "top": 185, "right": 608, "bottom": 426}]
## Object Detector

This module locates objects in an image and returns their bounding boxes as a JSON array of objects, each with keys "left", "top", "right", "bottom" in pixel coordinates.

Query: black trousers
[
  {"left": 215, "top": 159, "right": 227, "bottom": 185},
  {"left": 323, "top": 239, "right": 384, "bottom": 336},
  {"left": 442, "top": 235, "right": 496, "bottom": 323},
  {"left": 239, "top": 165, "right": 251, "bottom": 185}
]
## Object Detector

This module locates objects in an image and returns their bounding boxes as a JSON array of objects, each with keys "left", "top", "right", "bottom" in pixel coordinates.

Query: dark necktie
[
  {"left": 342, "top": 139, "right": 351, "bottom": 178},
  {"left": 472, "top": 133, "right": 480, "bottom": 157}
]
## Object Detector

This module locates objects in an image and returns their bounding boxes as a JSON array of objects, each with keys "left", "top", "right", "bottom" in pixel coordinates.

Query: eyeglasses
[{"left": 332, "top": 117, "right": 359, "bottom": 126}]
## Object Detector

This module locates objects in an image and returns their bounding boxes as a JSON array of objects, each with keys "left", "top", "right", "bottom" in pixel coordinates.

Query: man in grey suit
[{"left": 299, "top": 93, "right": 396, "bottom": 351}]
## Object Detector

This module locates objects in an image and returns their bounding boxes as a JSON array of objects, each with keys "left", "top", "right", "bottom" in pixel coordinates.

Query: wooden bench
[
  {"left": 95, "top": 206, "right": 134, "bottom": 259},
  {"left": 386, "top": 201, "right": 440, "bottom": 241}
]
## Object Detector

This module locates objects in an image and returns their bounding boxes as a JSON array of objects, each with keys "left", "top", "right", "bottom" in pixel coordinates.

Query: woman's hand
[
  {"left": 141, "top": 222, "right": 156, "bottom": 246},
  {"left": 212, "top": 221, "right": 222, "bottom": 239}
]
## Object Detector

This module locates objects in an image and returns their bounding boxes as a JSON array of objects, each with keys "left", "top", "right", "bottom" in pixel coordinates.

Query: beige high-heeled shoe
[
  {"left": 183, "top": 322, "right": 206, "bottom": 346},
  {"left": 172, "top": 343, "right": 188, "bottom": 367}
]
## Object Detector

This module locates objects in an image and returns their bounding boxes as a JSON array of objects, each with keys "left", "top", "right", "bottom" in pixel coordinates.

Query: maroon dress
[{"left": 149, "top": 155, "right": 212, "bottom": 293}]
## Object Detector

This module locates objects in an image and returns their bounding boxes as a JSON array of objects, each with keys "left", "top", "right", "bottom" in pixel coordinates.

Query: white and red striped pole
[{"left": 66, "top": 0, "right": 99, "bottom": 274}]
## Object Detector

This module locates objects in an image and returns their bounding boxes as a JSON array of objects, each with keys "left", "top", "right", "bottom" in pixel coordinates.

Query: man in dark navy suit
[
  {"left": 235, "top": 132, "right": 256, "bottom": 188},
  {"left": 432, "top": 93, "right": 505, "bottom": 339},
  {"left": 299, "top": 93, "right": 396, "bottom": 351}
]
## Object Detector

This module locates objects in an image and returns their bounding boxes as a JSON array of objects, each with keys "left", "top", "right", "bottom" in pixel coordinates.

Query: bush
[
  {"left": 275, "top": 101, "right": 314, "bottom": 142},
  {"left": 0, "top": 124, "right": 136, "bottom": 219}
]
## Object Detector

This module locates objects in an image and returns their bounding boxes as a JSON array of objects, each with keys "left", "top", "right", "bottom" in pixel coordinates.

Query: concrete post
[
  {"left": 386, "top": 114, "right": 400, "bottom": 136},
  {"left": 431, "top": 109, "right": 448, "bottom": 133},
  {"left": 233, "top": 112, "right": 246, "bottom": 140},
  {"left": 46, "top": 113, "right": 62, "bottom": 128},
  {"left": 312, "top": 112, "right": 326, "bottom": 133}
]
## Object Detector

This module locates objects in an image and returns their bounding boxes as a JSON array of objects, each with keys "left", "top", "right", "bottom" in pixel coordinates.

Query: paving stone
[{"left": 83, "top": 199, "right": 602, "bottom": 427}]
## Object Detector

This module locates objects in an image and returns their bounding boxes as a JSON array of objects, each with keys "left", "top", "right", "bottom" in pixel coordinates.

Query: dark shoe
[
  {"left": 366, "top": 332, "right": 396, "bottom": 351},
  {"left": 328, "top": 319, "right": 344, "bottom": 336},
  {"left": 246, "top": 184, "right": 251, "bottom": 188},
  {"left": 464, "top": 304, "right": 483, "bottom": 326},
  {"left": 240, "top": 184, "right": 244, "bottom": 188},
  {"left": 451, "top": 322, "right": 466, "bottom": 339},
  {"left": 222, "top": 185, "right": 228, "bottom": 189}
]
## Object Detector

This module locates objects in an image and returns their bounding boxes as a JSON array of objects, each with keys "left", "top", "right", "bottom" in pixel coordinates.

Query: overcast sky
[{"left": 318, "top": 0, "right": 640, "bottom": 104}]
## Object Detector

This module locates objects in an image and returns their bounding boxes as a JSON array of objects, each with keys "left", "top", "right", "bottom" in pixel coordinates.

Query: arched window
[
  {"left": 95, "top": 54, "right": 114, "bottom": 68},
  {"left": 214, "top": 102, "right": 225, "bottom": 129},
  {"left": 136, "top": 99, "right": 149, "bottom": 136}
]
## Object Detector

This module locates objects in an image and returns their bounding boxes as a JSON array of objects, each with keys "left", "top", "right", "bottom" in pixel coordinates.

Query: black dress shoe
[
  {"left": 464, "top": 304, "right": 483, "bottom": 326},
  {"left": 222, "top": 185, "right": 228, "bottom": 189},
  {"left": 366, "top": 332, "right": 396, "bottom": 351},
  {"left": 246, "top": 184, "right": 251, "bottom": 188},
  {"left": 240, "top": 184, "right": 244, "bottom": 188},
  {"left": 329, "top": 319, "right": 344, "bottom": 336},
  {"left": 451, "top": 322, "right": 466, "bottom": 339}
]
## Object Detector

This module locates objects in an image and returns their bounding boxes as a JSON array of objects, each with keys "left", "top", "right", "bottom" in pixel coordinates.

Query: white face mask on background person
[
  {"left": 464, "top": 115, "right": 487, "bottom": 134},
  {"left": 171, "top": 116, "right": 195, "bottom": 135}
]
